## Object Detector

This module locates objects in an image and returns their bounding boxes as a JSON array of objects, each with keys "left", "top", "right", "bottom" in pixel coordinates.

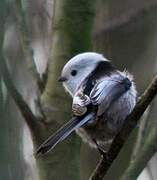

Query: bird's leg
[
  {"left": 93, "top": 139, "right": 107, "bottom": 157},
  {"left": 72, "top": 91, "right": 90, "bottom": 116}
]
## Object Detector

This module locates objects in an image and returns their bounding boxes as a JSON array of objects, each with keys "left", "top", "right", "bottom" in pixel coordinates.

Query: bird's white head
[{"left": 58, "top": 52, "right": 108, "bottom": 96}]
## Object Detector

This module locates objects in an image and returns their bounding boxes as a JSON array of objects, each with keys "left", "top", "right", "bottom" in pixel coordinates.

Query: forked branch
[{"left": 0, "top": 55, "right": 42, "bottom": 134}]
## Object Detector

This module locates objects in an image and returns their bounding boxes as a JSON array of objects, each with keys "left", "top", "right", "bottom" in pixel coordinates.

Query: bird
[{"left": 36, "top": 52, "right": 137, "bottom": 155}]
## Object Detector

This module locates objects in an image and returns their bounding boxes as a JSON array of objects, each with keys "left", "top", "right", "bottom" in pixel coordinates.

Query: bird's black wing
[
  {"left": 90, "top": 73, "right": 132, "bottom": 116},
  {"left": 36, "top": 112, "right": 95, "bottom": 155}
]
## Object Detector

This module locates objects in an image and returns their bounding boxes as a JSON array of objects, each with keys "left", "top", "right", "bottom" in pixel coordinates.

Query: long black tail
[{"left": 36, "top": 112, "right": 95, "bottom": 155}]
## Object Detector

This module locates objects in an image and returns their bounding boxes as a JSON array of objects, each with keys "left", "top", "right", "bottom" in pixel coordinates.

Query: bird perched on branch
[{"left": 37, "top": 52, "right": 137, "bottom": 155}]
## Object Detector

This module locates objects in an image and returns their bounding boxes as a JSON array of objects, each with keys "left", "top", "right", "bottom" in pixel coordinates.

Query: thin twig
[{"left": 90, "top": 75, "right": 157, "bottom": 180}]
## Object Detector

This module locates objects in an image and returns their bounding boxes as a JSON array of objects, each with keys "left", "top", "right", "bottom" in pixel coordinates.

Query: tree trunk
[
  {"left": 0, "top": 1, "right": 26, "bottom": 180},
  {"left": 34, "top": 0, "right": 96, "bottom": 180}
]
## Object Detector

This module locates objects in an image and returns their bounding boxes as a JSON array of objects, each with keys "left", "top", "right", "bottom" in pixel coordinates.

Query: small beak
[{"left": 58, "top": 76, "right": 67, "bottom": 82}]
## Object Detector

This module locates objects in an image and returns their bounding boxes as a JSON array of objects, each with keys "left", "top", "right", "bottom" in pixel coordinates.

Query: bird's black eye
[{"left": 71, "top": 70, "right": 77, "bottom": 76}]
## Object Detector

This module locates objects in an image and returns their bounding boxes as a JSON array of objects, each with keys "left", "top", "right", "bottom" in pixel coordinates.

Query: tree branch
[
  {"left": 0, "top": 54, "right": 42, "bottom": 135},
  {"left": 90, "top": 75, "right": 157, "bottom": 180},
  {"left": 120, "top": 114, "right": 157, "bottom": 180},
  {"left": 15, "top": 0, "right": 45, "bottom": 92}
]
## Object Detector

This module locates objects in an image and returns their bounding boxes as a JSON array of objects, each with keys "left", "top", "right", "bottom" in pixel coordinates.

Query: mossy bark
[{"left": 34, "top": 1, "right": 96, "bottom": 180}]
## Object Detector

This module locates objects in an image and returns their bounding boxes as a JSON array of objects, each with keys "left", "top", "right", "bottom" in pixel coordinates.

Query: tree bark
[
  {"left": 0, "top": 1, "right": 26, "bottom": 179},
  {"left": 34, "top": 0, "right": 97, "bottom": 180}
]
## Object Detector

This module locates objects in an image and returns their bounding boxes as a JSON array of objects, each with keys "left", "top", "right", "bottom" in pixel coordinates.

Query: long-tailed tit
[{"left": 37, "top": 52, "right": 137, "bottom": 154}]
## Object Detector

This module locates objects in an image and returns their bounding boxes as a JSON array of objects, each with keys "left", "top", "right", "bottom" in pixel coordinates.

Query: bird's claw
[{"left": 72, "top": 92, "right": 90, "bottom": 116}]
